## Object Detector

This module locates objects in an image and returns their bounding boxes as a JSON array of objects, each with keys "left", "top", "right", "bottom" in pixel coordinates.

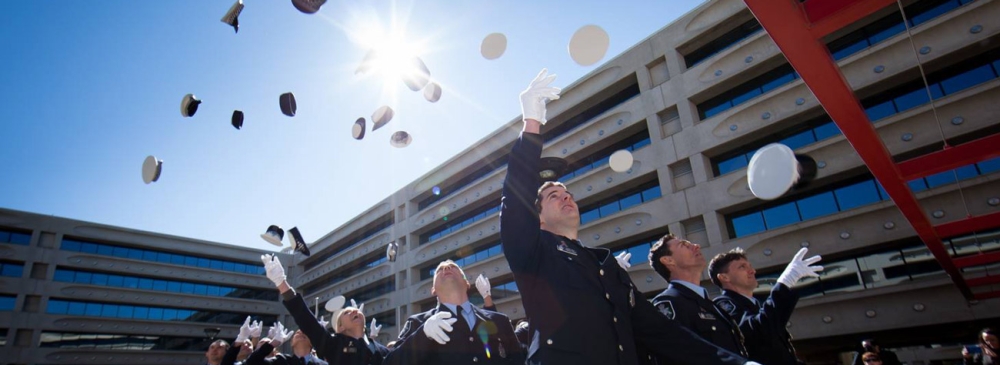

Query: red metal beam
[
  {"left": 936, "top": 212, "right": 1000, "bottom": 238},
  {"left": 897, "top": 133, "right": 1000, "bottom": 180},
  {"left": 743, "top": 0, "right": 973, "bottom": 299},
  {"left": 974, "top": 291, "right": 1000, "bottom": 301},
  {"left": 955, "top": 251, "right": 1000, "bottom": 269},
  {"left": 807, "top": 0, "right": 897, "bottom": 39},
  {"left": 966, "top": 275, "right": 1000, "bottom": 287}
]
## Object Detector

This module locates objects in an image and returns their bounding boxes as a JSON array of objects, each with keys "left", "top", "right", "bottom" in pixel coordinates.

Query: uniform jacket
[
  {"left": 281, "top": 291, "right": 389, "bottom": 365},
  {"left": 715, "top": 285, "right": 800, "bottom": 365},
  {"left": 499, "top": 132, "right": 747, "bottom": 365},
  {"left": 243, "top": 342, "right": 328, "bottom": 365},
  {"left": 651, "top": 283, "right": 747, "bottom": 358},
  {"left": 384, "top": 302, "right": 525, "bottom": 365},
  {"left": 220, "top": 339, "right": 242, "bottom": 365}
]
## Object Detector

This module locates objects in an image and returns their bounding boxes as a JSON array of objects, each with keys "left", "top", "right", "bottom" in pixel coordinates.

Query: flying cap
[
  {"left": 141, "top": 155, "right": 163, "bottom": 184},
  {"left": 221, "top": 0, "right": 244, "bottom": 33},
  {"left": 539, "top": 157, "right": 569, "bottom": 182},
  {"left": 568, "top": 25, "right": 610, "bottom": 66},
  {"left": 260, "top": 225, "right": 285, "bottom": 247},
  {"left": 371, "top": 106, "right": 394, "bottom": 131},
  {"left": 232, "top": 110, "right": 244, "bottom": 130},
  {"left": 386, "top": 242, "right": 398, "bottom": 262},
  {"left": 390, "top": 131, "right": 412, "bottom": 148},
  {"left": 402, "top": 57, "right": 431, "bottom": 92},
  {"left": 352, "top": 118, "right": 366, "bottom": 140},
  {"left": 288, "top": 227, "right": 311, "bottom": 256},
  {"left": 181, "top": 94, "right": 201, "bottom": 118},
  {"left": 279, "top": 92, "right": 297, "bottom": 117},
  {"left": 480, "top": 33, "right": 507, "bottom": 60},
  {"left": 291, "top": 0, "right": 327, "bottom": 14},
  {"left": 423, "top": 82, "right": 441, "bottom": 103},
  {"left": 355, "top": 49, "right": 377, "bottom": 75},
  {"left": 747, "top": 143, "right": 817, "bottom": 200},
  {"left": 608, "top": 150, "right": 633, "bottom": 172}
]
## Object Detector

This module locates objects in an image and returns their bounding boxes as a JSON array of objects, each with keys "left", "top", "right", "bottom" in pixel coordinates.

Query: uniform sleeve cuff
[{"left": 280, "top": 287, "right": 297, "bottom": 302}]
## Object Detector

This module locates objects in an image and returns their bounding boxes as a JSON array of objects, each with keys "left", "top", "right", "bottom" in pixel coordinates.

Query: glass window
[
  {"left": 716, "top": 156, "right": 748, "bottom": 175},
  {"left": 954, "top": 164, "right": 979, "bottom": 180},
  {"left": 832, "top": 39, "right": 869, "bottom": 60},
  {"left": 580, "top": 209, "right": 600, "bottom": 225},
  {"left": 133, "top": 306, "right": 148, "bottom": 319},
  {"left": 702, "top": 102, "right": 732, "bottom": 119},
  {"left": 762, "top": 202, "right": 800, "bottom": 230},
  {"left": 102, "top": 304, "right": 118, "bottom": 317},
  {"left": 893, "top": 88, "right": 930, "bottom": 112},
  {"left": 978, "top": 156, "right": 1000, "bottom": 174},
  {"left": 184, "top": 256, "right": 197, "bottom": 266},
  {"left": 108, "top": 275, "right": 124, "bottom": 287},
  {"left": 868, "top": 21, "right": 905, "bottom": 44},
  {"left": 68, "top": 301, "right": 86, "bottom": 315},
  {"left": 85, "top": 303, "right": 102, "bottom": 316},
  {"left": 941, "top": 64, "right": 996, "bottom": 95},
  {"left": 123, "top": 277, "right": 139, "bottom": 289},
  {"left": 152, "top": 280, "right": 167, "bottom": 292},
  {"left": 142, "top": 251, "right": 157, "bottom": 261},
  {"left": 48, "top": 299, "right": 68, "bottom": 314},
  {"left": 599, "top": 201, "right": 621, "bottom": 217},
  {"left": 171, "top": 254, "right": 184, "bottom": 265},
  {"left": 53, "top": 269, "right": 74, "bottom": 282},
  {"left": 0, "top": 296, "right": 16, "bottom": 311},
  {"left": 925, "top": 170, "right": 957, "bottom": 188},
  {"left": 76, "top": 272, "right": 92, "bottom": 284},
  {"left": 118, "top": 305, "right": 134, "bottom": 319},
  {"left": 797, "top": 192, "right": 840, "bottom": 221},
  {"left": 731, "top": 213, "right": 766, "bottom": 237},
  {"left": 148, "top": 307, "right": 163, "bottom": 320},
  {"left": 910, "top": 0, "right": 960, "bottom": 26},
  {"left": 91, "top": 274, "right": 108, "bottom": 286},
  {"left": 163, "top": 309, "right": 178, "bottom": 321},
  {"left": 81, "top": 242, "right": 98, "bottom": 254},
  {"left": 619, "top": 193, "right": 643, "bottom": 211},
  {"left": 760, "top": 72, "right": 796, "bottom": 93},
  {"left": 818, "top": 259, "right": 864, "bottom": 295},
  {"left": 128, "top": 249, "right": 143, "bottom": 260},
  {"left": 182, "top": 283, "right": 195, "bottom": 293},
  {"left": 194, "top": 284, "right": 208, "bottom": 296},
  {"left": 908, "top": 179, "right": 929, "bottom": 193},
  {"left": 168, "top": 282, "right": 181, "bottom": 293},
  {"left": 812, "top": 122, "right": 841, "bottom": 141},
  {"left": 138, "top": 278, "right": 153, "bottom": 290},
  {"left": 112, "top": 246, "right": 129, "bottom": 258},
  {"left": 779, "top": 130, "right": 815, "bottom": 150},
  {"left": 208, "top": 286, "right": 221, "bottom": 296},
  {"left": 865, "top": 101, "right": 896, "bottom": 121},
  {"left": 97, "top": 245, "right": 114, "bottom": 256},
  {"left": 835, "top": 180, "right": 881, "bottom": 211},
  {"left": 197, "top": 258, "right": 210, "bottom": 268},
  {"left": 642, "top": 186, "right": 662, "bottom": 201},
  {"left": 1, "top": 264, "right": 22, "bottom": 277},
  {"left": 61, "top": 240, "right": 81, "bottom": 251},
  {"left": 730, "top": 88, "right": 762, "bottom": 106}
]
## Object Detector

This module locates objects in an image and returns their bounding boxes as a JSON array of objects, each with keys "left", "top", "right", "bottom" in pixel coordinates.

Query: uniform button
[
  {"left": 619, "top": 344, "right": 624, "bottom": 351},
  {"left": 711, "top": 326, "right": 717, "bottom": 331},
  {"left": 600, "top": 269, "right": 604, "bottom": 276},
  {"left": 547, "top": 339, "right": 553, "bottom": 345},
  {"left": 469, "top": 336, "right": 474, "bottom": 342},
  {"left": 473, "top": 357, "right": 479, "bottom": 362},
  {"left": 613, "top": 316, "right": 618, "bottom": 323},
  {"left": 605, "top": 293, "right": 610, "bottom": 299}
]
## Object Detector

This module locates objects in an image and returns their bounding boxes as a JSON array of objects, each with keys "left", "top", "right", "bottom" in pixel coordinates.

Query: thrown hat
[
  {"left": 390, "top": 131, "right": 412, "bottom": 148},
  {"left": 260, "top": 225, "right": 285, "bottom": 247},
  {"left": 747, "top": 143, "right": 817, "bottom": 200},
  {"left": 232, "top": 110, "right": 244, "bottom": 130},
  {"left": 355, "top": 49, "right": 377, "bottom": 75},
  {"left": 371, "top": 106, "right": 394, "bottom": 131},
  {"left": 568, "top": 25, "right": 609, "bottom": 66},
  {"left": 221, "top": 0, "right": 244, "bottom": 33},
  {"left": 141, "top": 155, "right": 163, "bottom": 184},
  {"left": 181, "top": 94, "right": 201, "bottom": 117},
  {"left": 608, "top": 150, "right": 633, "bottom": 173},
  {"left": 402, "top": 57, "right": 431, "bottom": 92},
  {"left": 423, "top": 82, "right": 441, "bottom": 103},
  {"left": 386, "top": 242, "right": 398, "bottom": 262},
  {"left": 288, "top": 227, "right": 310, "bottom": 256},
  {"left": 291, "top": 0, "right": 327, "bottom": 14},
  {"left": 279, "top": 92, "right": 297, "bottom": 117},
  {"left": 539, "top": 157, "right": 569, "bottom": 182},
  {"left": 480, "top": 33, "right": 507, "bottom": 60},
  {"left": 352, "top": 118, "right": 366, "bottom": 140}
]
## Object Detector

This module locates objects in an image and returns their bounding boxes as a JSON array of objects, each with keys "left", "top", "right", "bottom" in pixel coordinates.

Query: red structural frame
[{"left": 743, "top": 0, "right": 1000, "bottom": 299}]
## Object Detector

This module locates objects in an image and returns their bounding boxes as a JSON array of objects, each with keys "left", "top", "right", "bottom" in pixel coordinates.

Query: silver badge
[
  {"left": 499, "top": 340, "right": 507, "bottom": 358},
  {"left": 717, "top": 299, "right": 737, "bottom": 315},
  {"left": 698, "top": 312, "right": 717, "bottom": 320},
  {"left": 657, "top": 301, "right": 675, "bottom": 320},
  {"left": 629, "top": 288, "right": 635, "bottom": 308},
  {"left": 556, "top": 243, "right": 578, "bottom": 256}
]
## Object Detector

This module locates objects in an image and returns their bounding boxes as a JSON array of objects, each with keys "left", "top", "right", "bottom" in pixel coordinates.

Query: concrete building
[{"left": 3, "top": 0, "right": 1000, "bottom": 364}]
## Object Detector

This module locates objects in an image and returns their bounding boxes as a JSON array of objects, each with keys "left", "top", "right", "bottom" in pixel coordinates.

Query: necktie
[{"left": 456, "top": 307, "right": 475, "bottom": 331}]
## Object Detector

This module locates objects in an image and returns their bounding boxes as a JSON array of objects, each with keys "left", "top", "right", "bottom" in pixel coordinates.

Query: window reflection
[
  {"left": 52, "top": 268, "right": 278, "bottom": 301},
  {"left": 61, "top": 239, "right": 265, "bottom": 275},
  {"left": 47, "top": 298, "right": 276, "bottom": 325}
]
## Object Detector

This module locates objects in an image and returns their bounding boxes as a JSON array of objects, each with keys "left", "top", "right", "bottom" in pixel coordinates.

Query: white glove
[
  {"left": 249, "top": 320, "right": 263, "bottom": 338},
  {"left": 235, "top": 316, "right": 253, "bottom": 343},
  {"left": 423, "top": 311, "right": 458, "bottom": 345},
  {"left": 615, "top": 252, "right": 632, "bottom": 269},
  {"left": 777, "top": 247, "right": 823, "bottom": 288},
  {"left": 519, "top": 68, "right": 561, "bottom": 124},
  {"left": 386, "top": 242, "right": 398, "bottom": 262},
  {"left": 349, "top": 299, "right": 364, "bottom": 314},
  {"left": 475, "top": 274, "right": 491, "bottom": 298},
  {"left": 369, "top": 318, "right": 382, "bottom": 338},
  {"left": 746, "top": 362, "right": 763, "bottom": 365},
  {"left": 268, "top": 322, "right": 293, "bottom": 347},
  {"left": 261, "top": 254, "right": 287, "bottom": 287},
  {"left": 318, "top": 315, "right": 329, "bottom": 330}
]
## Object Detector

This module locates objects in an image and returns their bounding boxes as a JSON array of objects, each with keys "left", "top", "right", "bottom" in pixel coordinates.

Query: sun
[{"left": 351, "top": 22, "right": 427, "bottom": 91}]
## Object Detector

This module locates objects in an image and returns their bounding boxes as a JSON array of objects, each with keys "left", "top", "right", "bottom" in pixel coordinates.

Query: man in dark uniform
[
  {"left": 261, "top": 254, "right": 390, "bottom": 365},
  {"left": 500, "top": 68, "right": 755, "bottom": 365},
  {"left": 243, "top": 324, "right": 327, "bottom": 365},
  {"left": 384, "top": 260, "right": 525, "bottom": 365},
  {"left": 709, "top": 247, "right": 822, "bottom": 365},
  {"left": 648, "top": 234, "right": 747, "bottom": 359},
  {"left": 206, "top": 339, "right": 230, "bottom": 365}
]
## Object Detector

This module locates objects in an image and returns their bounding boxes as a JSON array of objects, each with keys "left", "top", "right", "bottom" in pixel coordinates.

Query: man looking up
[
  {"left": 499, "top": 68, "right": 756, "bottom": 365},
  {"left": 709, "top": 247, "right": 823, "bottom": 365}
]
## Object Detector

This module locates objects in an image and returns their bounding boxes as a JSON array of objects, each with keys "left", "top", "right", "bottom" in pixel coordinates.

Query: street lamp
[{"left": 204, "top": 327, "right": 221, "bottom": 340}]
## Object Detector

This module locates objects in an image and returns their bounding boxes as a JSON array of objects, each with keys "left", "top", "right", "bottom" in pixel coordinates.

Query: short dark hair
[
  {"left": 649, "top": 234, "right": 678, "bottom": 282},
  {"left": 211, "top": 339, "right": 230, "bottom": 349},
  {"left": 535, "top": 181, "right": 569, "bottom": 213},
  {"left": 708, "top": 248, "right": 748, "bottom": 287}
]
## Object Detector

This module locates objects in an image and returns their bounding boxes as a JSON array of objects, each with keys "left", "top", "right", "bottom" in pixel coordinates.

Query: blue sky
[{"left": 0, "top": 0, "right": 703, "bottom": 252}]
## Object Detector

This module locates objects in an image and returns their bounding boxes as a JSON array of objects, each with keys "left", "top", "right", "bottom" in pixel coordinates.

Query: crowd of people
[{"left": 199, "top": 69, "right": 839, "bottom": 365}]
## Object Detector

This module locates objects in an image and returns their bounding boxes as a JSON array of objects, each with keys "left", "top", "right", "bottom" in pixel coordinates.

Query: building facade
[{"left": 3, "top": 0, "right": 1000, "bottom": 364}]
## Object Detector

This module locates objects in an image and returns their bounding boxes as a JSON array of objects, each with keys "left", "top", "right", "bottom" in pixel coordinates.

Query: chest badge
[
  {"left": 717, "top": 299, "right": 737, "bottom": 315},
  {"left": 657, "top": 301, "right": 675, "bottom": 320},
  {"left": 556, "top": 243, "right": 578, "bottom": 256},
  {"left": 698, "top": 312, "right": 717, "bottom": 320}
]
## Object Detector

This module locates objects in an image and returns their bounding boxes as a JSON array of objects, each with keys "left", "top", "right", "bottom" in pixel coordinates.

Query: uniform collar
[{"left": 671, "top": 280, "right": 709, "bottom": 299}]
